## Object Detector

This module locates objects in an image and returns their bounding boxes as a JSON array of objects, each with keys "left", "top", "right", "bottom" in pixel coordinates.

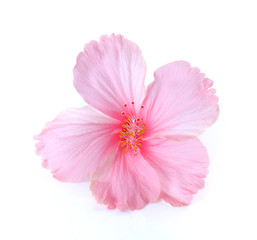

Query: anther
[
  {"left": 141, "top": 105, "right": 144, "bottom": 108},
  {"left": 119, "top": 115, "right": 146, "bottom": 155},
  {"left": 121, "top": 112, "right": 125, "bottom": 116},
  {"left": 131, "top": 101, "right": 134, "bottom": 104},
  {"left": 123, "top": 104, "right": 127, "bottom": 107}
]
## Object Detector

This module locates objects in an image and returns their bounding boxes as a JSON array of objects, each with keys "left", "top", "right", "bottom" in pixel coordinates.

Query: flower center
[{"left": 119, "top": 103, "right": 146, "bottom": 155}]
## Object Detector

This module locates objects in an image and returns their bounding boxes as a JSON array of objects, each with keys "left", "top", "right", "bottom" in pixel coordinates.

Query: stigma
[{"left": 119, "top": 102, "right": 146, "bottom": 155}]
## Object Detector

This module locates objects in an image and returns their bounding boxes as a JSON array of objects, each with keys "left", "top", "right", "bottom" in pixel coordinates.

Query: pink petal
[
  {"left": 34, "top": 107, "right": 121, "bottom": 182},
  {"left": 90, "top": 149, "right": 161, "bottom": 210},
  {"left": 141, "top": 61, "right": 219, "bottom": 138},
  {"left": 141, "top": 137, "right": 209, "bottom": 206},
  {"left": 73, "top": 34, "right": 146, "bottom": 120}
]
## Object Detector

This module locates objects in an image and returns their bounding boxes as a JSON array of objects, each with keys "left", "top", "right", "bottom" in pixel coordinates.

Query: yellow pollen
[{"left": 119, "top": 116, "right": 146, "bottom": 155}]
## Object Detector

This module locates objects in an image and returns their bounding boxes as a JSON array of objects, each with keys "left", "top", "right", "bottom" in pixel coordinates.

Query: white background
[{"left": 1, "top": 0, "right": 256, "bottom": 239}]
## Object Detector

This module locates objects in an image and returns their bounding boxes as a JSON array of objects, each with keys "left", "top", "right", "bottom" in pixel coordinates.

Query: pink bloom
[{"left": 35, "top": 34, "right": 219, "bottom": 210}]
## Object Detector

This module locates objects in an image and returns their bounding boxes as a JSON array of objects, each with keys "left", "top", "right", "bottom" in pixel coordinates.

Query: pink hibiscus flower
[{"left": 35, "top": 34, "right": 219, "bottom": 210}]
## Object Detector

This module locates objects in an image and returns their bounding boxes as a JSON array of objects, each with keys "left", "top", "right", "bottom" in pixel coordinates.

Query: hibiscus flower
[{"left": 35, "top": 34, "right": 219, "bottom": 210}]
